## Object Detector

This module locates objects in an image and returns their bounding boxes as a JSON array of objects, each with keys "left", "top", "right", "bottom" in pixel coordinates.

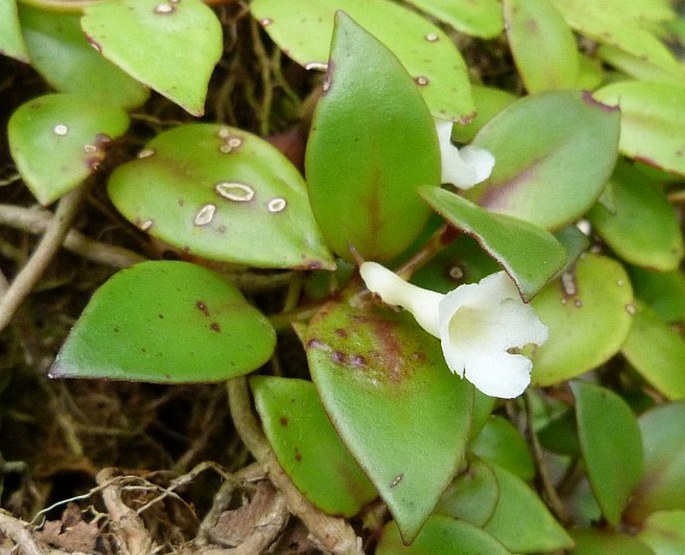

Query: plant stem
[
  {"left": 395, "top": 223, "right": 458, "bottom": 280},
  {"left": 0, "top": 187, "right": 86, "bottom": 334},
  {"left": 226, "top": 377, "right": 362, "bottom": 555}
]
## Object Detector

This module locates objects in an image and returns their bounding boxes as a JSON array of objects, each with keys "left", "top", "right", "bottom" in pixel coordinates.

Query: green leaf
[
  {"left": 8, "top": 93, "right": 129, "bottom": 205},
  {"left": 435, "top": 457, "right": 499, "bottom": 527},
  {"left": 470, "top": 416, "right": 535, "bottom": 482},
  {"left": 531, "top": 253, "right": 634, "bottom": 386},
  {"left": 465, "top": 90, "right": 620, "bottom": 230},
  {"left": 451, "top": 85, "right": 517, "bottom": 144},
  {"left": 108, "top": 124, "right": 334, "bottom": 270},
  {"left": 404, "top": 0, "right": 504, "bottom": 39},
  {"left": 593, "top": 81, "right": 685, "bottom": 177},
  {"left": 570, "top": 528, "right": 654, "bottom": 555},
  {"left": 18, "top": 4, "right": 149, "bottom": 109},
  {"left": 483, "top": 462, "right": 574, "bottom": 552},
  {"left": 377, "top": 516, "right": 511, "bottom": 555},
  {"left": 305, "top": 12, "right": 440, "bottom": 262},
  {"left": 549, "top": 0, "right": 682, "bottom": 76},
  {"left": 305, "top": 302, "right": 473, "bottom": 542},
  {"left": 50, "top": 261, "right": 276, "bottom": 382},
  {"left": 629, "top": 266, "right": 685, "bottom": 323},
  {"left": 81, "top": 0, "right": 222, "bottom": 116},
  {"left": 537, "top": 409, "right": 580, "bottom": 457},
  {"left": 571, "top": 381, "right": 643, "bottom": 525},
  {"left": 588, "top": 162, "right": 683, "bottom": 271},
  {"left": 0, "top": 0, "right": 28, "bottom": 62},
  {"left": 250, "top": 376, "right": 376, "bottom": 517},
  {"left": 598, "top": 44, "right": 685, "bottom": 88},
  {"left": 576, "top": 52, "right": 605, "bottom": 90},
  {"left": 638, "top": 510, "right": 685, "bottom": 554},
  {"left": 418, "top": 186, "right": 566, "bottom": 301},
  {"left": 251, "top": 0, "right": 474, "bottom": 121},
  {"left": 621, "top": 302, "right": 685, "bottom": 401},
  {"left": 503, "top": 0, "right": 580, "bottom": 93},
  {"left": 626, "top": 402, "right": 685, "bottom": 524}
]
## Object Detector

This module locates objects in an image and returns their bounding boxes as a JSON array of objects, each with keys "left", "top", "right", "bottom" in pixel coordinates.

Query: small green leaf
[
  {"left": 451, "top": 85, "right": 517, "bottom": 144},
  {"left": 593, "top": 81, "right": 685, "bottom": 177},
  {"left": 531, "top": 253, "right": 634, "bottom": 386},
  {"left": 622, "top": 302, "right": 685, "bottom": 400},
  {"left": 377, "top": 516, "right": 511, "bottom": 555},
  {"left": 638, "top": 510, "right": 685, "bottom": 554},
  {"left": 570, "top": 528, "right": 654, "bottom": 555},
  {"left": 483, "top": 462, "right": 574, "bottom": 552},
  {"left": 306, "top": 12, "right": 440, "bottom": 262},
  {"left": 588, "top": 162, "right": 683, "bottom": 271},
  {"left": 465, "top": 90, "right": 620, "bottom": 230},
  {"left": 81, "top": 0, "right": 222, "bottom": 116},
  {"left": 503, "top": 0, "right": 580, "bottom": 93},
  {"left": 470, "top": 416, "right": 535, "bottom": 482},
  {"left": 50, "top": 261, "right": 276, "bottom": 382},
  {"left": 571, "top": 381, "right": 643, "bottom": 525},
  {"left": 8, "top": 93, "right": 129, "bottom": 205},
  {"left": 418, "top": 186, "right": 567, "bottom": 301},
  {"left": 108, "top": 124, "right": 334, "bottom": 270},
  {"left": 0, "top": 0, "right": 28, "bottom": 62},
  {"left": 549, "top": 0, "right": 682, "bottom": 76},
  {"left": 250, "top": 376, "right": 376, "bottom": 517},
  {"left": 435, "top": 457, "right": 499, "bottom": 527},
  {"left": 404, "top": 0, "right": 504, "bottom": 39},
  {"left": 537, "top": 409, "right": 580, "bottom": 457},
  {"left": 629, "top": 266, "right": 685, "bottom": 323},
  {"left": 626, "top": 402, "right": 685, "bottom": 524},
  {"left": 251, "top": 0, "right": 474, "bottom": 121},
  {"left": 18, "top": 4, "right": 149, "bottom": 109},
  {"left": 305, "top": 302, "right": 473, "bottom": 542}
]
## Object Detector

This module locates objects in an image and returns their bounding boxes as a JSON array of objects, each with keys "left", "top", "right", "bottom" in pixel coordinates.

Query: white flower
[
  {"left": 436, "top": 119, "right": 495, "bottom": 190},
  {"left": 359, "top": 262, "right": 548, "bottom": 398}
]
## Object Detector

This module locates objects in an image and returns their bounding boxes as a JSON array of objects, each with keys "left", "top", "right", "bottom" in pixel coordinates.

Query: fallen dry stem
[{"left": 0, "top": 203, "right": 146, "bottom": 269}]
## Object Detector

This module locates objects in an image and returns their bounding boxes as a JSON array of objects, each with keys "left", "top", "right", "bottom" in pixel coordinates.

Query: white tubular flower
[
  {"left": 360, "top": 262, "right": 548, "bottom": 399},
  {"left": 436, "top": 119, "right": 495, "bottom": 190}
]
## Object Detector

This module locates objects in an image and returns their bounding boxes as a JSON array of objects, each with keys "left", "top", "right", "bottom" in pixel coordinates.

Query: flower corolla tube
[
  {"left": 359, "top": 262, "right": 548, "bottom": 398},
  {"left": 436, "top": 119, "right": 495, "bottom": 190}
]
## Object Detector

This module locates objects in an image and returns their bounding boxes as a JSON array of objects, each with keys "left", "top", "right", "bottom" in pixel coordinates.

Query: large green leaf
[
  {"left": 626, "top": 402, "right": 685, "bottom": 524},
  {"left": 418, "top": 186, "right": 566, "bottom": 301},
  {"left": 531, "top": 253, "right": 634, "bottom": 386},
  {"left": 0, "top": 0, "right": 28, "bottom": 62},
  {"left": 404, "top": 0, "right": 504, "bottom": 39},
  {"left": 8, "top": 93, "right": 129, "bottom": 205},
  {"left": 571, "top": 381, "right": 643, "bottom": 525},
  {"left": 305, "top": 12, "right": 440, "bottom": 262},
  {"left": 483, "top": 462, "right": 573, "bottom": 552},
  {"left": 377, "top": 516, "right": 510, "bottom": 555},
  {"left": 465, "top": 90, "right": 620, "bottom": 230},
  {"left": 570, "top": 528, "right": 653, "bottom": 555},
  {"left": 305, "top": 302, "right": 473, "bottom": 542},
  {"left": 593, "top": 81, "right": 685, "bottom": 177},
  {"left": 250, "top": 376, "right": 376, "bottom": 517},
  {"left": 18, "top": 4, "right": 149, "bottom": 109},
  {"left": 598, "top": 44, "right": 685, "bottom": 88},
  {"left": 251, "top": 0, "right": 474, "bottom": 121},
  {"left": 621, "top": 302, "right": 685, "bottom": 400},
  {"left": 50, "top": 261, "right": 276, "bottom": 382},
  {"left": 588, "top": 162, "right": 683, "bottom": 271},
  {"left": 108, "top": 124, "right": 334, "bottom": 270},
  {"left": 81, "top": 0, "right": 222, "bottom": 116},
  {"left": 503, "top": 0, "right": 579, "bottom": 93}
]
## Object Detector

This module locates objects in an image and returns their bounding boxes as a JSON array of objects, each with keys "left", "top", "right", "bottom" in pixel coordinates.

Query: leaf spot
[
  {"left": 414, "top": 76, "right": 430, "bottom": 86},
  {"left": 625, "top": 303, "right": 636, "bottom": 315},
  {"left": 196, "top": 301, "right": 210, "bottom": 317},
  {"left": 210, "top": 322, "right": 221, "bottom": 333},
  {"left": 425, "top": 33, "right": 439, "bottom": 42},
  {"left": 215, "top": 182, "right": 255, "bottom": 202},
  {"left": 389, "top": 473, "right": 404, "bottom": 488},
  {"left": 448, "top": 265, "right": 464, "bottom": 281},
  {"left": 267, "top": 197, "right": 287, "bottom": 213},
  {"left": 140, "top": 219, "right": 154, "bottom": 231},
  {"left": 53, "top": 124, "right": 69, "bottom": 136},
  {"left": 154, "top": 3, "right": 175, "bottom": 14},
  {"left": 194, "top": 204, "right": 216, "bottom": 226},
  {"left": 260, "top": 18, "right": 273, "bottom": 26},
  {"left": 137, "top": 148, "right": 155, "bottom": 159},
  {"left": 279, "top": 416, "right": 288, "bottom": 426}
]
